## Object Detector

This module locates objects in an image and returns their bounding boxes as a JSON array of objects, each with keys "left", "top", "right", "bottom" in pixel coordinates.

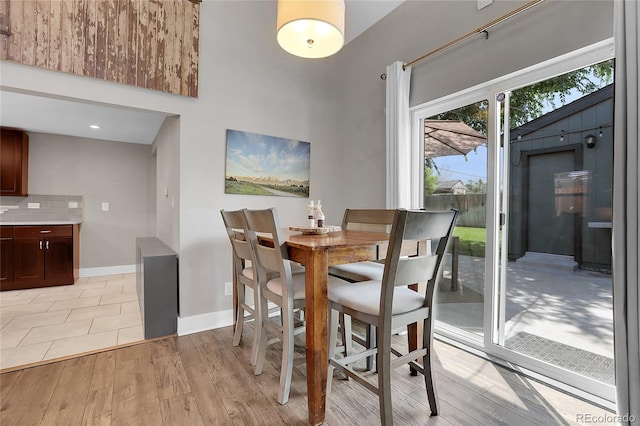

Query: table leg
[{"left": 304, "top": 248, "right": 329, "bottom": 425}]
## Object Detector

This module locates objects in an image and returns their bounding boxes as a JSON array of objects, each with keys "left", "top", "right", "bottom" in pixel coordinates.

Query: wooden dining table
[{"left": 283, "top": 228, "right": 391, "bottom": 425}]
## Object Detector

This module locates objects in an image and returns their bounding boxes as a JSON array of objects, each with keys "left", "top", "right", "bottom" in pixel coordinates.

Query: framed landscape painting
[{"left": 225, "top": 129, "right": 310, "bottom": 197}]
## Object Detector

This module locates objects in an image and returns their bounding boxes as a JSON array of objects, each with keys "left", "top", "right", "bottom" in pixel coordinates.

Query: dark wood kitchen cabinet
[
  {"left": 2, "top": 224, "right": 80, "bottom": 291},
  {"left": 0, "top": 128, "right": 29, "bottom": 197},
  {"left": 0, "top": 226, "right": 14, "bottom": 286}
]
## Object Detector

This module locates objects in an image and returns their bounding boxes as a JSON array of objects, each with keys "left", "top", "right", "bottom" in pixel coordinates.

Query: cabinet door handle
[
  {"left": 40, "top": 230, "right": 51, "bottom": 234},
  {"left": 39, "top": 240, "right": 43, "bottom": 250},
  {"left": 46, "top": 240, "right": 50, "bottom": 250}
]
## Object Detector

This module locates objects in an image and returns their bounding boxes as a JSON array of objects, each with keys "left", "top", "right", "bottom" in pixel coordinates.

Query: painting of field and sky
[{"left": 225, "top": 129, "right": 310, "bottom": 197}]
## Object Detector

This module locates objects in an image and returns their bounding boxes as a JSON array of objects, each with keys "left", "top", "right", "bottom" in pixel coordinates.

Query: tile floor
[{"left": 0, "top": 273, "right": 144, "bottom": 371}]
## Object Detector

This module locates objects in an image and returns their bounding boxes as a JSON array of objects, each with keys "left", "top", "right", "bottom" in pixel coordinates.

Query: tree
[
  {"left": 465, "top": 178, "right": 487, "bottom": 194},
  {"left": 428, "top": 60, "right": 614, "bottom": 135},
  {"left": 424, "top": 163, "right": 438, "bottom": 195}
]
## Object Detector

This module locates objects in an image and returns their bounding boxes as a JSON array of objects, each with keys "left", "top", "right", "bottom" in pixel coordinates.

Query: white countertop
[{"left": 0, "top": 220, "right": 82, "bottom": 225}]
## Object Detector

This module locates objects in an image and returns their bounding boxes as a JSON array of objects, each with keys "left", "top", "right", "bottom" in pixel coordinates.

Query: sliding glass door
[
  {"left": 424, "top": 100, "right": 488, "bottom": 340},
  {"left": 412, "top": 42, "right": 615, "bottom": 403},
  {"left": 495, "top": 60, "right": 615, "bottom": 395}
]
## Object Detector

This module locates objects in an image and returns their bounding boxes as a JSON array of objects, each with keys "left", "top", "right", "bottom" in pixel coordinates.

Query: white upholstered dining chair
[
  {"left": 243, "top": 207, "right": 350, "bottom": 404},
  {"left": 328, "top": 208, "right": 396, "bottom": 369},
  {"left": 220, "top": 209, "right": 262, "bottom": 366},
  {"left": 327, "top": 208, "right": 458, "bottom": 425},
  {"left": 328, "top": 208, "right": 396, "bottom": 282}
]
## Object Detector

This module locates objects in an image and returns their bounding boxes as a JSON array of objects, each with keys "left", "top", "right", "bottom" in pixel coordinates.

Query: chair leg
[
  {"left": 423, "top": 321, "right": 439, "bottom": 416},
  {"left": 327, "top": 308, "right": 339, "bottom": 394},
  {"left": 278, "top": 304, "right": 295, "bottom": 405},
  {"left": 249, "top": 287, "right": 261, "bottom": 366},
  {"left": 366, "top": 324, "right": 376, "bottom": 371},
  {"left": 377, "top": 326, "right": 393, "bottom": 426},
  {"left": 254, "top": 296, "right": 269, "bottom": 376},
  {"left": 339, "top": 313, "right": 353, "bottom": 357},
  {"left": 232, "top": 284, "right": 245, "bottom": 347}
]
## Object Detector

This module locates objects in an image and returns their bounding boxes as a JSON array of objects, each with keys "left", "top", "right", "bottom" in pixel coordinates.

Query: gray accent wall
[
  {"left": 26, "top": 132, "right": 155, "bottom": 269},
  {"left": 0, "top": 1, "right": 615, "bottom": 324}
]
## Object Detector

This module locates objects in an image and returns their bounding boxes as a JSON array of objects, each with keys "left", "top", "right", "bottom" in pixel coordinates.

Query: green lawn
[{"left": 453, "top": 226, "right": 486, "bottom": 257}]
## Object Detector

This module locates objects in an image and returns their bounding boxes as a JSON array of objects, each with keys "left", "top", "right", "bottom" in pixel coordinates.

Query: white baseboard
[
  {"left": 177, "top": 309, "right": 234, "bottom": 336},
  {"left": 79, "top": 264, "right": 136, "bottom": 278},
  {"left": 176, "top": 302, "right": 284, "bottom": 336}
]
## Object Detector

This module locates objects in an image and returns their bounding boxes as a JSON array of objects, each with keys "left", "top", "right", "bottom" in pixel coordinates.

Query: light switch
[
  {"left": 28, "top": 202, "right": 40, "bottom": 209},
  {"left": 68, "top": 201, "right": 79, "bottom": 208},
  {"left": 101, "top": 202, "right": 110, "bottom": 212}
]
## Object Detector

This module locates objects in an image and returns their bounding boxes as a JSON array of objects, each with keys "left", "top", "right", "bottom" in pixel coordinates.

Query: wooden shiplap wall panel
[
  {"left": 0, "top": 0, "right": 11, "bottom": 59},
  {"left": 72, "top": 0, "right": 85, "bottom": 75},
  {"left": 1, "top": 0, "right": 199, "bottom": 97},
  {"left": 135, "top": 0, "right": 145, "bottom": 88},
  {"left": 155, "top": 0, "right": 165, "bottom": 93},
  {"left": 35, "top": 0, "right": 48, "bottom": 68},
  {"left": 162, "top": 0, "right": 173, "bottom": 94},
  {"left": 6, "top": 1, "right": 19, "bottom": 60},
  {"left": 59, "top": 1, "right": 74, "bottom": 74},
  {"left": 22, "top": 1, "right": 35, "bottom": 65},
  {"left": 48, "top": 0, "right": 61, "bottom": 70},
  {"left": 115, "top": 0, "right": 128, "bottom": 84}
]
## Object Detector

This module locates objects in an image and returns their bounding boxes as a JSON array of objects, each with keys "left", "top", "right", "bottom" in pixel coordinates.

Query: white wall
[
  {"left": 0, "top": 0, "right": 615, "bottom": 332},
  {"left": 154, "top": 116, "right": 180, "bottom": 253}
]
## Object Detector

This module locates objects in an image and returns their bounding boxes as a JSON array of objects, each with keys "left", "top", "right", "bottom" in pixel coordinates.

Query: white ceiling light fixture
[
  {"left": 89, "top": 124, "right": 100, "bottom": 129},
  {"left": 277, "top": 0, "right": 345, "bottom": 59}
]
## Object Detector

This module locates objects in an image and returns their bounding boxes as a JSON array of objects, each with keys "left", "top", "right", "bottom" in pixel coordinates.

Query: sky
[
  {"left": 225, "top": 129, "right": 311, "bottom": 181},
  {"left": 434, "top": 145, "right": 488, "bottom": 183}
]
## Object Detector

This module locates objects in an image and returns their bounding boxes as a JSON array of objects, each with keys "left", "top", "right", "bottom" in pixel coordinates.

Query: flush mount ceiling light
[
  {"left": 277, "top": 0, "right": 345, "bottom": 59},
  {"left": 89, "top": 124, "right": 100, "bottom": 129}
]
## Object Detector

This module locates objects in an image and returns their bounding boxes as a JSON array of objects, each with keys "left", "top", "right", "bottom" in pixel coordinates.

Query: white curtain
[
  {"left": 385, "top": 61, "right": 412, "bottom": 209},
  {"left": 613, "top": 1, "right": 640, "bottom": 424}
]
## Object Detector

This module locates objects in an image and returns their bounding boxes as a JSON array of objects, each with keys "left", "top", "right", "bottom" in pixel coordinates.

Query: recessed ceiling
[
  {"left": 0, "top": 1, "right": 403, "bottom": 144},
  {"left": 0, "top": 90, "right": 170, "bottom": 144}
]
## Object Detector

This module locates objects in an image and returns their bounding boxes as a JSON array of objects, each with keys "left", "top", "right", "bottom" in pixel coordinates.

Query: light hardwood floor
[{"left": 0, "top": 324, "right": 615, "bottom": 425}]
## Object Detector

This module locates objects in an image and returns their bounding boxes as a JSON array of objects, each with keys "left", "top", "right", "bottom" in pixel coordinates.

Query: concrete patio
[{"left": 434, "top": 253, "right": 614, "bottom": 384}]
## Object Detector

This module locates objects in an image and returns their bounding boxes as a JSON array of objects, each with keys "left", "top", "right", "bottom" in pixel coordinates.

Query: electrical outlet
[
  {"left": 224, "top": 282, "right": 233, "bottom": 296},
  {"left": 101, "top": 202, "right": 110, "bottom": 212},
  {"left": 68, "top": 201, "right": 79, "bottom": 208}
]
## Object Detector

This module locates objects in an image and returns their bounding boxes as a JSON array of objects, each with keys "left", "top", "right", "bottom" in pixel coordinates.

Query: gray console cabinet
[{"left": 136, "top": 237, "right": 178, "bottom": 339}]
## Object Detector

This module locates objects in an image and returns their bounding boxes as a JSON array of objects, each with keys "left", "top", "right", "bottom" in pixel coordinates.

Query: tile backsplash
[{"left": 0, "top": 194, "right": 83, "bottom": 223}]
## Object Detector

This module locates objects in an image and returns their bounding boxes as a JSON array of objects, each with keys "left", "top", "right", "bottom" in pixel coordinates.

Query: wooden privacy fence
[
  {"left": 0, "top": 0, "right": 200, "bottom": 97},
  {"left": 425, "top": 193, "right": 487, "bottom": 228}
]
